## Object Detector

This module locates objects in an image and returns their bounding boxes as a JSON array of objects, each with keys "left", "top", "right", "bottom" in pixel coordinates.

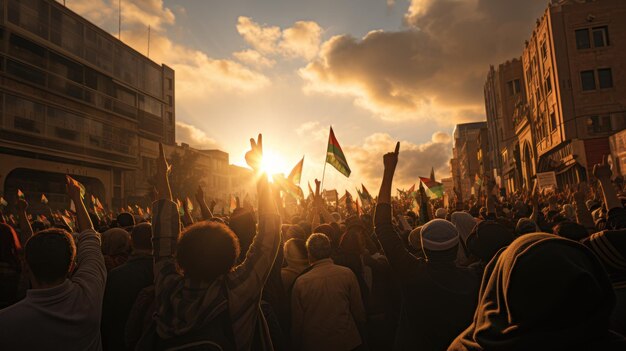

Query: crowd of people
[{"left": 0, "top": 134, "right": 625, "bottom": 351}]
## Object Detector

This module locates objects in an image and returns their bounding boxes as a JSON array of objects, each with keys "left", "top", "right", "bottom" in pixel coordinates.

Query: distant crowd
[{"left": 0, "top": 134, "right": 625, "bottom": 351}]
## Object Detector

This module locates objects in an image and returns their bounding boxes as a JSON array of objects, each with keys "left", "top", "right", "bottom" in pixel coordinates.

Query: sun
[{"left": 260, "top": 150, "right": 287, "bottom": 180}]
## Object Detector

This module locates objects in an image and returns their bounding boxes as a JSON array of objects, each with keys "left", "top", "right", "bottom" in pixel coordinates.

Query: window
[
  {"left": 575, "top": 29, "right": 590, "bottom": 49},
  {"left": 507, "top": 81, "right": 514, "bottom": 96},
  {"left": 545, "top": 73, "right": 552, "bottom": 94},
  {"left": 541, "top": 41, "right": 547, "bottom": 59},
  {"left": 587, "top": 115, "right": 611, "bottom": 134},
  {"left": 598, "top": 68, "right": 613, "bottom": 89},
  {"left": 167, "top": 95, "right": 173, "bottom": 106},
  {"left": 6, "top": 59, "right": 46, "bottom": 86},
  {"left": 9, "top": 34, "right": 46, "bottom": 68},
  {"left": 550, "top": 112, "right": 557, "bottom": 131},
  {"left": 592, "top": 26, "right": 609, "bottom": 47},
  {"left": 514, "top": 79, "right": 521, "bottom": 94},
  {"left": 581, "top": 70, "right": 596, "bottom": 91},
  {"left": 166, "top": 77, "right": 173, "bottom": 90},
  {"left": 507, "top": 79, "right": 521, "bottom": 96}
]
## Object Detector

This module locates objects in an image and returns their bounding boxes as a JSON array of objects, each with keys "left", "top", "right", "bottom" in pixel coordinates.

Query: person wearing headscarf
[
  {"left": 101, "top": 228, "right": 131, "bottom": 272},
  {"left": 582, "top": 230, "right": 626, "bottom": 336},
  {"left": 450, "top": 212, "right": 477, "bottom": 266},
  {"left": 449, "top": 233, "right": 626, "bottom": 351}
]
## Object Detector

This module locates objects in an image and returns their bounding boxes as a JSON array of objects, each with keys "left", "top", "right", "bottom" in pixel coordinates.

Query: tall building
[
  {"left": 520, "top": 0, "right": 626, "bottom": 187},
  {"left": 483, "top": 59, "right": 526, "bottom": 193},
  {"left": 0, "top": 0, "right": 175, "bottom": 211},
  {"left": 452, "top": 121, "right": 487, "bottom": 200}
]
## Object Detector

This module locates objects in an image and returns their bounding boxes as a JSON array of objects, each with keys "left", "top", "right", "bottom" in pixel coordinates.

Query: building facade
[
  {"left": 484, "top": 59, "right": 526, "bottom": 193},
  {"left": 483, "top": 0, "right": 626, "bottom": 191},
  {"left": 452, "top": 122, "right": 488, "bottom": 201},
  {"left": 0, "top": 0, "right": 175, "bottom": 211},
  {"left": 525, "top": 0, "right": 626, "bottom": 188}
]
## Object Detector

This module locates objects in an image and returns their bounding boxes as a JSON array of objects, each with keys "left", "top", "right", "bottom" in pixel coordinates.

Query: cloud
[
  {"left": 233, "top": 49, "right": 277, "bottom": 68},
  {"left": 300, "top": 0, "right": 546, "bottom": 125},
  {"left": 64, "top": 1, "right": 270, "bottom": 100},
  {"left": 296, "top": 121, "right": 328, "bottom": 142},
  {"left": 345, "top": 131, "right": 452, "bottom": 189},
  {"left": 175, "top": 121, "right": 220, "bottom": 149},
  {"left": 236, "top": 16, "right": 322, "bottom": 61}
]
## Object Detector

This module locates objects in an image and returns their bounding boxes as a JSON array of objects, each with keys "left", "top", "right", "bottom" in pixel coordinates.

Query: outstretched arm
[
  {"left": 16, "top": 199, "right": 33, "bottom": 244},
  {"left": 195, "top": 186, "right": 213, "bottom": 220},
  {"left": 374, "top": 142, "right": 418, "bottom": 274}
]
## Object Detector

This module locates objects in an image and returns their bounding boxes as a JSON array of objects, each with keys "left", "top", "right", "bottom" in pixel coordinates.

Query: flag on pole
[
  {"left": 41, "top": 194, "right": 48, "bottom": 204},
  {"left": 407, "top": 184, "right": 415, "bottom": 194},
  {"left": 361, "top": 184, "right": 373, "bottom": 202},
  {"left": 419, "top": 177, "right": 444, "bottom": 199},
  {"left": 176, "top": 199, "right": 184, "bottom": 216},
  {"left": 17, "top": 189, "right": 25, "bottom": 200},
  {"left": 475, "top": 174, "right": 483, "bottom": 187},
  {"left": 186, "top": 197, "right": 194, "bottom": 212},
  {"left": 430, "top": 167, "right": 436, "bottom": 182},
  {"left": 0, "top": 197, "right": 8, "bottom": 207},
  {"left": 288, "top": 156, "right": 304, "bottom": 185},
  {"left": 325, "top": 127, "right": 351, "bottom": 177}
]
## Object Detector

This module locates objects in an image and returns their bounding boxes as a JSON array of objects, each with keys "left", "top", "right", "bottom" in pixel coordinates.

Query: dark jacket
[
  {"left": 101, "top": 254, "right": 153, "bottom": 351},
  {"left": 374, "top": 203, "right": 478, "bottom": 351}
]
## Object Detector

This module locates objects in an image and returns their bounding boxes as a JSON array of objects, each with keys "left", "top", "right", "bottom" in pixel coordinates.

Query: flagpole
[{"left": 320, "top": 159, "right": 327, "bottom": 191}]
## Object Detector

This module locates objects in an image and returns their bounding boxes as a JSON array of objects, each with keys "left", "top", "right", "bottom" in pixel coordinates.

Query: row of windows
[
  {"left": 6, "top": 0, "right": 165, "bottom": 98},
  {"left": 4, "top": 31, "right": 165, "bottom": 116},
  {"left": 1, "top": 93, "right": 138, "bottom": 156},
  {"left": 581, "top": 68, "right": 613, "bottom": 91},
  {"left": 575, "top": 26, "right": 609, "bottom": 50}
]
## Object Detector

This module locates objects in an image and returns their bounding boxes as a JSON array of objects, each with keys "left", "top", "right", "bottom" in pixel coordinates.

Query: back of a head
[
  {"left": 131, "top": 223, "right": 153, "bottom": 252},
  {"left": 313, "top": 224, "right": 339, "bottom": 249},
  {"left": 339, "top": 226, "right": 365, "bottom": 256},
  {"left": 306, "top": 233, "right": 332, "bottom": 262},
  {"left": 229, "top": 208, "right": 256, "bottom": 255},
  {"left": 117, "top": 212, "right": 135, "bottom": 228},
  {"left": 177, "top": 221, "right": 240, "bottom": 282},
  {"left": 467, "top": 220, "right": 514, "bottom": 262},
  {"left": 420, "top": 219, "right": 459, "bottom": 261},
  {"left": 435, "top": 207, "right": 447, "bottom": 219},
  {"left": 101, "top": 228, "right": 131, "bottom": 256},
  {"left": 553, "top": 220, "right": 589, "bottom": 241},
  {"left": 25, "top": 229, "right": 76, "bottom": 285},
  {"left": 283, "top": 238, "right": 308, "bottom": 267},
  {"left": 516, "top": 217, "right": 539, "bottom": 237}
]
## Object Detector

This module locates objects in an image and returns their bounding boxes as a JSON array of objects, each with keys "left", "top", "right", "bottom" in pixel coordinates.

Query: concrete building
[
  {"left": 452, "top": 122, "right": 487, "bottom": 200},
  {"left": 0, "top": 0, "right": 175, "bottom": 211},
  {"left": 519, "top": 0, "right": 626, "bottom": 188},
  {"left": 484, "top": 59, "right": 526, "bottom": 193}
]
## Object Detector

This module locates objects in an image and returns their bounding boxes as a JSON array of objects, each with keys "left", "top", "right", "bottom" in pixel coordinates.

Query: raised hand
[
  {"left": 66, "top": 176, "right": 83, "bottom": 202},
  {"left": 156, "top": 143, "right": 172, "bottom": 201},
  {"left": 245, "top": 134, "right": 263, "bottom": 173},
  {"left": 593, "top": 155, "right": 612, "bottom": 180},
  {"left": 383, "top": 142, "right": 400, "bottom": 175}
]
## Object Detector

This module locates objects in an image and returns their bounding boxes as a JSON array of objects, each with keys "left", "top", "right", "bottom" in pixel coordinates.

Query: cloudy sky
[{"left": 64, "top": 0, "right": 548, "bottom": 194}]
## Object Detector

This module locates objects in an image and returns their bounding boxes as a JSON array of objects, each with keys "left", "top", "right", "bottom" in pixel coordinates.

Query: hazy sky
[{"left": 64, "top": 0, "right": 548, "bottom": 193}]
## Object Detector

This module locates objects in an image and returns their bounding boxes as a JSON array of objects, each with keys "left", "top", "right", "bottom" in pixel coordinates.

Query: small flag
[
  {"left": 66, "top": 175, "right": 86, "bottom": 199},
  {"left": 475, "top": 174, "right": 483, "bottom": 187},
  {"left": 325, "top": 127, "right": 351, "bottom": 177},
  {"left": 17, "top": 189, "right": 25, "bottom": 200},
  {"left": 176, "top": 199, "right": 184, "bottom": 216},
  {"left": 0, "top": 197, "right": 7, "bottom": 207},
  {"left": 41, "top": 194, "right": 48, "bottom": 204},
  {"left": 420, "top": 177, "right": 444, "bottom": 199},
  {"left": 69, "top": 199, "right": 76, "bottom": 212},
  {"left": 407, "top": 184, "right": 415, "bottom": 194},
  {"left": 288, "top": 156, "right": 304, "bottom": 185},
  {"left": 186, "top": 197, "right": 194, "bottom": 212},
  {"left": 127, "top": 205, "right": 134, "bottom": 213},
  {"left": 361, "top": 184, "right": 373, "bottom": 202}
]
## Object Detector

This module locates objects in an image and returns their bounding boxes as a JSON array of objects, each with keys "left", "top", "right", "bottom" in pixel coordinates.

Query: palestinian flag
[
  {"left": 288, "top": 156, "right": 304, "bottom": 185},
  {"left": 273, "top": 174, "right": 304, "bottom": 200},
  {"left": 0, "top": 197, "right": 7, "bottom": 207},
  {"left": 186, "top": 197, "right": 194, "bottom": 212},
  {"left": 17, "top": 189, "right": 25, "bottom": 200},
  {"left": 41, "top": 194, "right": 48, "bottom": 204},
  {"left": 419, "top": 177, "right": 444, "bottom": 199},
  {"left": 326, "top": 127, "right": 351, "bottom": 177}
]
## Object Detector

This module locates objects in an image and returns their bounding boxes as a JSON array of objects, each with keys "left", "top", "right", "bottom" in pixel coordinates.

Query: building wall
[{"left": 0, "top": 0, "right": 174, "bottom": 208}]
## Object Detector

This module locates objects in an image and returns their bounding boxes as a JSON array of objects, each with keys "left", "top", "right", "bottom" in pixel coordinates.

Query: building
[
  {"left": 452, "top": 121, "right": 487, "bottom": 200},
  {"left": 483, "top": 59, "right": 526, "bottom": 193},
  {"left": 0, "top": 0, "right": 175, "bottom": 211},
  {"left": 520, "top": 0, "right": 626, "bottom": 188}
]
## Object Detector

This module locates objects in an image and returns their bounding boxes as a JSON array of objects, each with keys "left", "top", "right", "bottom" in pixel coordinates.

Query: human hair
[
  {"left": 25, "top": 229, "right": 76, "bottom": 284},
  {"left": 131, "top": 223, "right": 152, "bottom": 251},
  {"left": 306, "top": 233, "right": 332, "bottom": 261},
  {"left": 117, "top": 212, "right": 135, "bottom": 228},
  {"left": 176, "top": 221, "right": 240, "bottom": 282}
]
